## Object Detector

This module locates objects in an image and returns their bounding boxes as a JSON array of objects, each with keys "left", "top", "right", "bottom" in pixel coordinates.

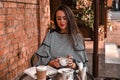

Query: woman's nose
[{"left": 60, "top": 18, "right": 65, "bottom": 22}]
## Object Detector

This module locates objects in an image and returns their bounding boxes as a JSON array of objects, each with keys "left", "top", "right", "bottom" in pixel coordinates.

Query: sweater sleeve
[
  {"left": 36, "top": 31, "right": 51, "bottom": 65},
  {"left": 74, "top": 33, "right": 88, "bottom": 66}
]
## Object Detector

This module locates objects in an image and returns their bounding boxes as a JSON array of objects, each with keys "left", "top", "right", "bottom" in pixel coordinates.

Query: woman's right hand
[{"left": 48, "top": 58, "right": 61, "bottom": 68}]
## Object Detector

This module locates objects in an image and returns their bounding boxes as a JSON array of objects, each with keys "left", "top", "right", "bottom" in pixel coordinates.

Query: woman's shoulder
[{"left": 46, "top": 29, "right": 55, "bottom": 35}]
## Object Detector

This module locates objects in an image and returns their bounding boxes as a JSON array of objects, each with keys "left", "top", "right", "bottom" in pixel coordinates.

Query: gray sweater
[{"left": 36, "top": 31, "right": 88, "bottom": 66}]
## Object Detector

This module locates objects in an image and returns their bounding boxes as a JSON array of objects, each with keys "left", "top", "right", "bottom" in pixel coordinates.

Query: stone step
[{"left": 105, "top": 42, "right": 120, "bottom": 64}]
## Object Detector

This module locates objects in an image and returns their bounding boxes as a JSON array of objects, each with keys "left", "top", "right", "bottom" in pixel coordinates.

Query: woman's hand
[
  {"left": 48, "top": 58, "right": 61, "bottom": 68},
  {"left": 66, "top": 55, "right": 76, "bottom": 69}
]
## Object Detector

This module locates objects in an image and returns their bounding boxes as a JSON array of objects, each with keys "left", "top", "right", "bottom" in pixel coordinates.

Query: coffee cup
[
  {"left": 58, "top": 68, "right": 74, "bottom": 80},
  {"left": 59, "top": 57, "right": 68, "bottom": 66},
  {"left": 36, "top": 65, "right": 47, "bottom": 80}
]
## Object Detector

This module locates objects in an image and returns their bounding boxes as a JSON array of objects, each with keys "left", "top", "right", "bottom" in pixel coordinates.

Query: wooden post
[
  {"left": 93, "top": 0, "right": 99, "bottom": 78},
  {"left": 104, "top": 0, "right": 108, "bottom": 38}
]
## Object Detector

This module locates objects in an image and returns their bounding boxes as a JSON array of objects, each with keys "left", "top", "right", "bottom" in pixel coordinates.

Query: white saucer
[{"left": 58, "top": 68, "right": 74, "bottom": 73}]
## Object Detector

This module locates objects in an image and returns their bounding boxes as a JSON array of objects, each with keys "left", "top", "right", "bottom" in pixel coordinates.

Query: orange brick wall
[{"left": 0, "top": 0, "right": 50, "bottom": 80}]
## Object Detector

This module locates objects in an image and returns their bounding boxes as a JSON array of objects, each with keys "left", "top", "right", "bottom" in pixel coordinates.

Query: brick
[
  {"left": 17, "top": 58, "right": 26, "bottom": 66},
  {"left": 16, "top": 14, "right": 24, "bottom": 20},
  {"left": 26, "top": 4, "right": 36, "bottom": 9},
  {"left": 6, "top": 52, "right": 12, "bottom": 60},
  {"left": 32, "top": 0, "right": 37, "bottom": 4},
  {"left": 0, "top": 77, "right": 7, "bottom": 80},
  {"left": 16, "top": 66, "right": 23, "bottom": 75},
  {"left": 11, "top": 38, "right": 19, "bottom": 44},
  {"left": 6, "top": 21, "right": 14, "bottom": 27},
  {"left": 7, "top": 69, "right": 17, "bottom": 80},
  {"left": 0, "top": 49, "right": 4, "bottom": 56},
  {"left": 0, "top": 2, "right": 3, "bottom": 8},
  {"left": 18, "top": 51, "right": 25, "bottom": 59},
  {"left": 5, "top": 40, "right": 11, "bottom": 48},
  {"left": 13, "top": 25, "right": 24, "bottom": 32},
  {"left": 12, "top": 49, "right": 19, "bottom": 57},
  {"left": 3, "top": 46, "right": 9, "bottom": 54},
  {"left": 9, "top": 56, "right": 18, "bottom": 65},
  {"left": 4, "top": 2, "right": 17, "bottom": 8},
  {"left": 13, "top": 43, "right": 19, "bottom": 50},
  {"left": 13, "top": 20, "right": 19, "bottom": 26},
  {"left": 8, "top": 62, "right": 17, "bottom": 72},
  {"left": 17, "top": 20, "right": 24, "bottom": 25},
  {"left": 5, "top": 0, "right": 15, "bottom": 1},
  {"left": 6, "top": 33, "right": 14, "bottom": 40},
  {"left": 13, "top": 30, "right": 22, "bottom": 38},
  {"left": 0, "top": 8, "right": 7, "bottom": 15},
  {"left": 17, "top": 8, "right": 25, "bottom": 14},
  {"left": 22, "top": 62, "right": 30, "bottom": 71},
  {"left": 0, "top": 22, "right": 5, "bottom": 29},
  {"left": 12, "top": 68, "right": 18, "bottom": 79},
  {"left": 0, "top": 66, "right": 8, "bottom": 75},
  {"left": 17, "top": 4, "right": 25, "bottom": 8},
  {"left": 0, "top": 15, "right": 5, "bottom": 21},
  {"left": 6, "top": 15, "right": 15, "bottom": 21},
  {"left": 0, "top": 69, "right": 7, "bottom": 80},
  {"left": 0, "top": 41, "right": 6, "bottom": 49},
  {"left": 0, "top": 29, "right": 5, "bottom": 35},
  {"left": 9, "top": 45, "right": 13, "bottom": 53},
  {"left": 0, "top": 35, "right": 6, "bottom": 42},
  {"left": 6, "top": 27, "right": 13, "bottom": 33},
  {"left": 7, "top": 8, "right": 17, "bottom": 15},
  {"left": 24, "top": 0, "right": 32, "bottom": 4},
  {"left": 0, "top": 62, "right": 8, "bottom": 71},
  {"left": 16, "top": 0, "right": 25, "bottom": 3}
]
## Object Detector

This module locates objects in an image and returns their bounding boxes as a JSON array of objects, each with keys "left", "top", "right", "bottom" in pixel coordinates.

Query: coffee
[{"left": 36, "top": 66, "right": 47, "bottom": 80}]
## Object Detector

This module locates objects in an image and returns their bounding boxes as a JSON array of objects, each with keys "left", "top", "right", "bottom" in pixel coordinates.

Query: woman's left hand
[{"left": 66, "top": 55, "right": 76, "bottom": 69}]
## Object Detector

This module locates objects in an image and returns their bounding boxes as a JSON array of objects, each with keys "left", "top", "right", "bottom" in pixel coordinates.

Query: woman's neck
[{"left": 60, "top": 29, "right": 68, "bottom": 33}]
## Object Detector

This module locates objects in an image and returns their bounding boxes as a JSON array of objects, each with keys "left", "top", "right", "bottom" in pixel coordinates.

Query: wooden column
[
  {"left": 104, "top": 0, "right": 108, "bottom": 38},
  {"left": 93, "top": 0, "right": 99, "bottom": 77}
]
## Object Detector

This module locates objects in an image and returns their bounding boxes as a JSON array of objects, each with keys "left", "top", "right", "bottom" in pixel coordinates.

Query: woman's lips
[{"left": 60, "top": 24, "right": 65, "bottom": 27}]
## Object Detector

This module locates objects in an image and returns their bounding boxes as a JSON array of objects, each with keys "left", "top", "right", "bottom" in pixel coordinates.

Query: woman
[{"left": 36, "top": 4, "right": 88, "bottom": 79}]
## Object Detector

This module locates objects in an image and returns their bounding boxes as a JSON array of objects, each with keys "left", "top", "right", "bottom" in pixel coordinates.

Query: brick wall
[{"left": 0, "top": 0, "right": 50, "bottom": 80}]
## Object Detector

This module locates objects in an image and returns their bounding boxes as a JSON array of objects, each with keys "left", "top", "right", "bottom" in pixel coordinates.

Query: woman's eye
[
  {"left": 56, "top": 16, "right": 67, "bottom": 20},
  {"left": 56, "top": 17, "right": 61, "bottom": 20},
  {"left": 63, "top": 16, "right": 67, "bottom": 20}
]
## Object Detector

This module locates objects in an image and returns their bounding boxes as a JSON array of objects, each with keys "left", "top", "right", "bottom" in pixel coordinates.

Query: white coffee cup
[
  {"left": 36, "top": 65, "right": 47, "bottom": 80},
  {"left": 58, "top": 68, "right": 74, "bottom": 80},
  {"left": 59, "top": 57, "right": 68, "bottom": 66}
]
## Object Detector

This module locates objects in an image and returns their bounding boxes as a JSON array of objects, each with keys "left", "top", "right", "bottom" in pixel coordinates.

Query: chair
[{"left": 19, "top": 53, "right": 39, "bottom": 80}]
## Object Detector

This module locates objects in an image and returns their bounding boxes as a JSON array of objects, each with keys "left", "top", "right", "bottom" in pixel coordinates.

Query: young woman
[{"left": 36, "top": 4, "right": 88, "bottom": 79}]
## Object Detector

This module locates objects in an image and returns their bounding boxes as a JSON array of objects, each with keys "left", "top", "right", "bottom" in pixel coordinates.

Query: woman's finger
[
  {"left": 67, "top": 55, "right": 73, "bottom": 59},
  {"left": 55, "top": 57, "right": 59, "bottom": 62},
  {"left": 67, "top": 59, "right": 73, "bottom": 64}
]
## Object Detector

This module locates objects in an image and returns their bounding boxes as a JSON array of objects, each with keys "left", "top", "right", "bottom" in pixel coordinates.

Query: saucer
[{"left": 58, "top": 68, "right": 74, "bottom": 74}]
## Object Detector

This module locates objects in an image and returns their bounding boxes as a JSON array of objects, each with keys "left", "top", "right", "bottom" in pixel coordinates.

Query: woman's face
[{"left": 56, "top": 10, "right": 67, "bottom": 33}]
